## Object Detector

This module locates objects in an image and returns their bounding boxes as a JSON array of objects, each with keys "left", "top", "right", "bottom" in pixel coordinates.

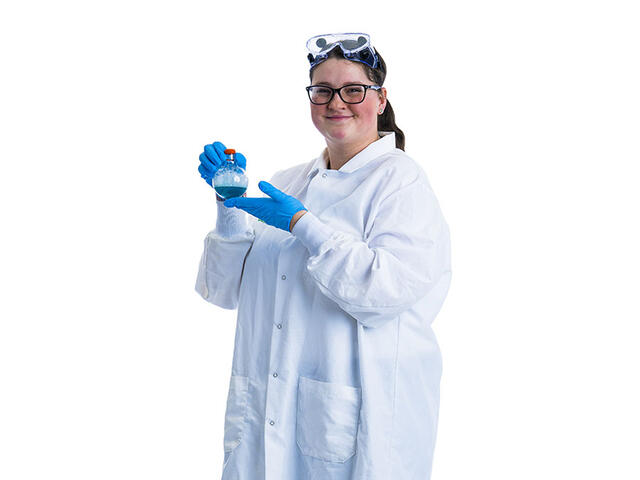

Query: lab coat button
[
  {"left": 269, "top": 420, "right": 275, "bottom": 426},
  {"left": 281, "top": 274, "right": 286, "bottom": 280},
  {"left": 272, "top": 372, "right": 278, "bottom": 378},
  {"left": 276, "top": 324, "right": 282, "bottom": 329},
  {"left": 322, "top": 173, "right": 327, "bottom": 178}
]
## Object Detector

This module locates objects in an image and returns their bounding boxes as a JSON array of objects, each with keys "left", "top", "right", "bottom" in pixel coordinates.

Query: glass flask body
[{"left": 213, "top": 149, "right": 248, "bottom": 199}]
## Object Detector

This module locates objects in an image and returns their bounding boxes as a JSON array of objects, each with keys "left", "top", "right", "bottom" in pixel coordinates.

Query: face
[{"left": 309, "top": 58, "right": 386, "bottom": 145}]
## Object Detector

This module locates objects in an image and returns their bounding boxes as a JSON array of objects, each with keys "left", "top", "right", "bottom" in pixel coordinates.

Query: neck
[{"left": 325, "top": 131, "right": 381, "bottom": 170}]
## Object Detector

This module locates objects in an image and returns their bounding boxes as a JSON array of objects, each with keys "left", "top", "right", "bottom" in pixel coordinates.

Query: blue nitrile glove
[
  {"left": 223, "top": 181, "right": 307, "bottom": 232},
  {"left": 198, "top": 141, "right": 247, "bottom": 187}
]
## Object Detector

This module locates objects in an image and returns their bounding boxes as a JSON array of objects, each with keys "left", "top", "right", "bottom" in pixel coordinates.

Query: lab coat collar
[{"left": 306, "top": 131, "right": 396, "bottom": 179}]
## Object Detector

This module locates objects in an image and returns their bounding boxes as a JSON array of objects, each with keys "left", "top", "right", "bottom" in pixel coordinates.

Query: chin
[{"left": 325, "top": 128, "right": 350, "bottom": 141}]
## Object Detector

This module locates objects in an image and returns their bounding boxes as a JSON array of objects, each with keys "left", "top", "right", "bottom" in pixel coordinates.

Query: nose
[{"left": 327, "top": 90, "right": 348, "bottom": 110}]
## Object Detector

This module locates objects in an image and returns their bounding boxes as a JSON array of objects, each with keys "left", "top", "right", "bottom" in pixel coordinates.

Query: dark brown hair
[{"left": 309, "top": 47, "right": 406, "bottom": 151}]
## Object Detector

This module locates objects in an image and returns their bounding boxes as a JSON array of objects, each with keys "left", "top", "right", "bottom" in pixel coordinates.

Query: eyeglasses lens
[{"left": 309, "top": 86, "right": 366, "bottom": 104}]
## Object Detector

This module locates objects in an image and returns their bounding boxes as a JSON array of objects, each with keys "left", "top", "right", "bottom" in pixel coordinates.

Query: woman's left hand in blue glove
[{"left": 223, "top": 181, "right": 308, "bottom": 233}]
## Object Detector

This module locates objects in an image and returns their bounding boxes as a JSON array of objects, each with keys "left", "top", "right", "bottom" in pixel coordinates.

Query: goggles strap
[{"left": 308, "top": 44, "right": 378, "bottom": 69}]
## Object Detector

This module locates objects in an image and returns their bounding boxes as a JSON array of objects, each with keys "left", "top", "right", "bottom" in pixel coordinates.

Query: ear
[{"left": 379, "top": 87, "right": 387, "bottom": 110}]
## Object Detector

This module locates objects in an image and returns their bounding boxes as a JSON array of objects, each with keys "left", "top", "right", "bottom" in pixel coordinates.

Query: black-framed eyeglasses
[{"left": 305, "top": 84, "right": 382, "bottom": 105}]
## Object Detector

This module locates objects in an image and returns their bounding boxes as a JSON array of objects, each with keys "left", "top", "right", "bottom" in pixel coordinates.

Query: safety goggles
[{"left": 306, "top": 33, "right": 380, "bottom": 70}]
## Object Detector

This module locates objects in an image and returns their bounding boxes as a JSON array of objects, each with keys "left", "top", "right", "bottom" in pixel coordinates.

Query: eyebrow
[{"left": 313, "top": 81, "right": 363, "bottom": 87}]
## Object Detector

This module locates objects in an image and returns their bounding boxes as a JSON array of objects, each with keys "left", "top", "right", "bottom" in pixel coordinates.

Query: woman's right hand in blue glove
[{"left": 198, "top": 141, "right": 248, "bottom": 190}]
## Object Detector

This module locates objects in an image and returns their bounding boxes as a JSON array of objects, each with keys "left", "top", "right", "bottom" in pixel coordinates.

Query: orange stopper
[{"left": 224, "top": 149, "right": 236, "bottom": 154}]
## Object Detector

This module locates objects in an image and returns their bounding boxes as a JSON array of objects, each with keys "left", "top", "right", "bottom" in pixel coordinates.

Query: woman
[{"left": 195, "top": 33, "right": 452, "bottom": 480}]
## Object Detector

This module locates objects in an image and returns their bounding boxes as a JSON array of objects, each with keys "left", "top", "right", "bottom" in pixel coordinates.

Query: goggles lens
[
  {"left": 306, "top": 32, "right": 379, "bottom": 69},
  {"left": 306, "top": 33, "right": 371, "bottom": 55}
]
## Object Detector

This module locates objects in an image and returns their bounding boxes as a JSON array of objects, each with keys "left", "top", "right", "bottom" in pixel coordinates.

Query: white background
[{"left": 1, "top": 0, "right": 638, "bottom": 478}]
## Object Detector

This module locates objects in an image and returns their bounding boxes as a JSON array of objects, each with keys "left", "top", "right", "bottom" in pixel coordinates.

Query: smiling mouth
[{"left": 326, "top": 116, "right": 352, "bottom": 120}]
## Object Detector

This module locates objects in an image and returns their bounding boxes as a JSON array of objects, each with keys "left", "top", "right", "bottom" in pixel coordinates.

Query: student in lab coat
[{"left": 196, "top": 33, "right": 452, "bottom": 480}]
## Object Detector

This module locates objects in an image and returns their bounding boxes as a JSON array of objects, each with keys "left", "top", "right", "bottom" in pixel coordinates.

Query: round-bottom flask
[{"left": 213, "top": 148, "right": 248, "bottom": 199}]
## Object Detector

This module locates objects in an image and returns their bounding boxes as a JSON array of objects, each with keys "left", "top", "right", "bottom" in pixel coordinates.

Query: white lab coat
[{"left": 195, "top": 131, "right": 452, "bottom": 479}]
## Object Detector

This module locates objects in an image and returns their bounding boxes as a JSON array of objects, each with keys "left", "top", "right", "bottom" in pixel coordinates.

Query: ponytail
[{"left": 378, "top": 100, "right": 405, "bottom": 151}]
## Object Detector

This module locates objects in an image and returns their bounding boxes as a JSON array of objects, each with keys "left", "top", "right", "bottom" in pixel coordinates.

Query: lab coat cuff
[
  {"left": 216, "top": 200, "right": 250, "bottom": 238},
  {"left": 290, "top": 210, "right": 335, "bottom": 256}
]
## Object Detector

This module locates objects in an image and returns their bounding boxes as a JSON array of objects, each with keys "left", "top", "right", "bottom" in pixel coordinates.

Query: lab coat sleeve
[
  {"left": 195, "top": 200, "right": 256, "bottom": 310},
  {"left": 291, "top": 175, "right": 451, "bottom": 328}
]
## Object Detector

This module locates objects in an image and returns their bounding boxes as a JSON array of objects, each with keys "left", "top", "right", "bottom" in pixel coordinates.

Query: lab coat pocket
[
  {"left": 223, "top": 375, "right": 249, "bottom": 453},
  {"left": 296, "top": 375, "right": 361, "bottom": 463}
]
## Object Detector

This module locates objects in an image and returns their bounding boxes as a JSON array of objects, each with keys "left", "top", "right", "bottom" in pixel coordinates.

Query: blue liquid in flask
[{"left": 215, "top": 185, "right": 247, "bottom": 199}]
